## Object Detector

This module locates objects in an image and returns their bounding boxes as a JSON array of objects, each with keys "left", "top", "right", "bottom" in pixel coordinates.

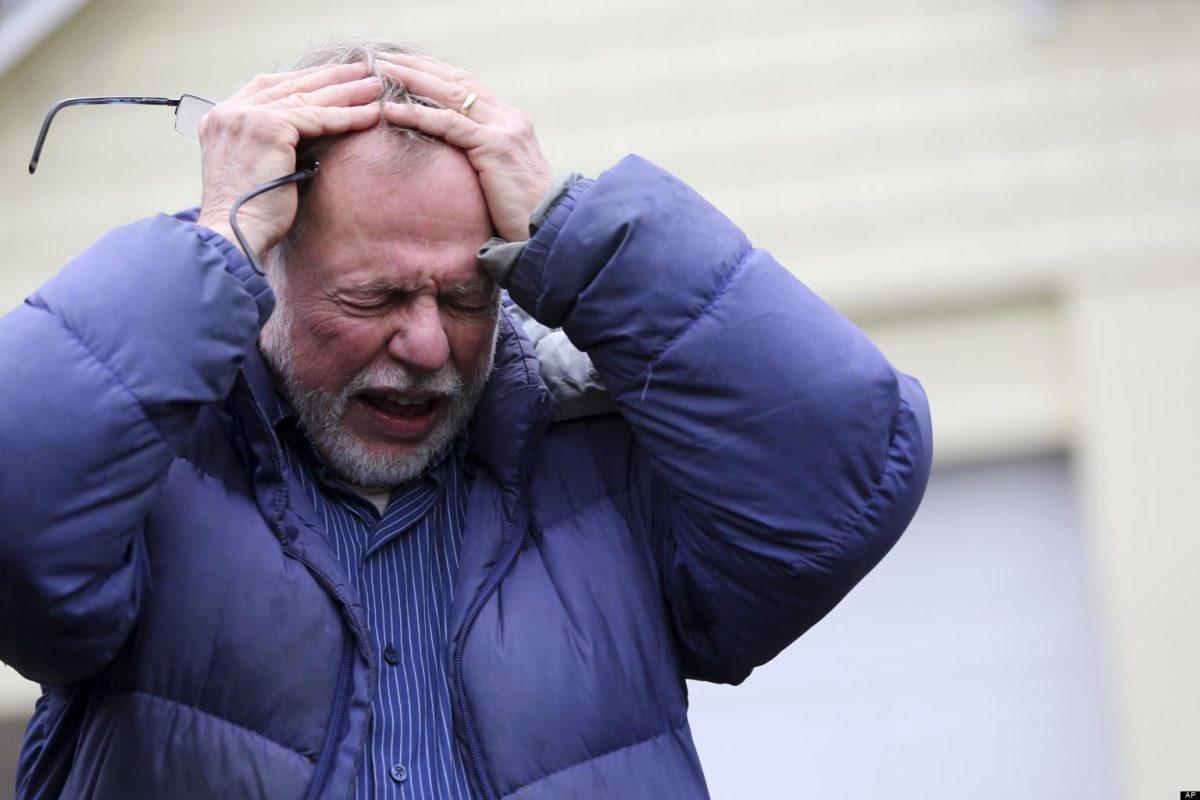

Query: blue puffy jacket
[{"left": 0, "top": 156, "right": 931, "bottom": 799}]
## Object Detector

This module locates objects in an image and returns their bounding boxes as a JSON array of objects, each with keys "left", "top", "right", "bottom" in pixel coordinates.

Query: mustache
[{"left": 344, "top": 361, "right": 465, "bottom": 399}]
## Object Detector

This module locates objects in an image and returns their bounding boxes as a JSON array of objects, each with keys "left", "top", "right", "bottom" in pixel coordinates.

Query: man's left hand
[{"left": 378, "top": 54, "right": 554, "bottom": 243}]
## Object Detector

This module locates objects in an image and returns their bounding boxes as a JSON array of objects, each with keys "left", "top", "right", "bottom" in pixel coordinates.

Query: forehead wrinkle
[
  {"left": 292, "top": 135, "right": 493, "bottom": 295},
  {"left": 314, "top": 220, "right": 486, "bottom": 284},
  {"left": 322, "top": 206, "right": 486, "bottom": 265},
  {"left": 313, "top": 155, "right": 483, "bottom": 239},
  {"left": 308, "top": 139, "right": 488, "bottom": 234}
]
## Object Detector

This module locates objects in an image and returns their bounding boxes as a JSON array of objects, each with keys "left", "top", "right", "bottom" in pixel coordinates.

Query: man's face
[{"left": 260, "top": 130, "right": 499, "bottom": 488}]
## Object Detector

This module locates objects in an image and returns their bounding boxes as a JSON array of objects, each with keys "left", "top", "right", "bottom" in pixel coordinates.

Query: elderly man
[{"left": 0, "top": 40, "right": 931, "bottom": 800}]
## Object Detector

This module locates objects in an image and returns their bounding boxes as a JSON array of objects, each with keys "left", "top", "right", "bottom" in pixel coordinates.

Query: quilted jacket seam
[
  {"left": 23, "top": 298, "right": 169, "bottom": 447},
  {"left": 808, "top": 393, "right": 914, "bottom": 574},
  {"left": 122, "top": 689, "right": 317, "bottom": 763},
  {"left": 638, "top": 244, "right": 751, "bottom": 396},
  {"left": 536, "top": 488, "right": 629, "bottom": 534},
  {"left": 503, "top": 312, "right": 537, "bottom": 387},
  {"left": 502, "top": 718, "right": 688, "bottom": 796}
]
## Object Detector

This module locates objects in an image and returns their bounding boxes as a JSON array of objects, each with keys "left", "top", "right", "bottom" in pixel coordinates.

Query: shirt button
[
  {"left": 390, "top": 763, "right": 407, "bottom": 783},
  {"left": 383, "top": 644, "right": 400, "bottom": 666}
]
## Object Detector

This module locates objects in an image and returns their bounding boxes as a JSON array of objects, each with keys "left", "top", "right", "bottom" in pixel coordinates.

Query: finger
[
  {"left": 384, "top": 51, "right": 494, "bottom": 99},
  {"left": 245, "top": 61, "right": 372, "bottom": 106},
  {"left": 377, "top": 53, "right": 497, "bottom": 103},
  {"left": 280, "top": 102, "right": 383, "bottom": 141},
  {"left": 242, "top": 61, "right": 372, "bottom": 106},
  {"left": 382, "top": 102, "right": 488, "bottom": 149},
  {"left": 376, "top": 61, "right": 493, "bottom": 121},
  {"left": 266, "top": 76, "right": 382, "bottom": 110},
  {"left": 230, "top": 64, "right": 330, "bottom": 102},
  {"left": 376, "top": 51, "right": 461, "bottom": 83}
]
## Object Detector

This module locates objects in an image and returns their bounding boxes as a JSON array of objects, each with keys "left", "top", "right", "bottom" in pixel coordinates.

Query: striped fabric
[{"left": 268, "top": 393, "right": 475, "bottom": 799}]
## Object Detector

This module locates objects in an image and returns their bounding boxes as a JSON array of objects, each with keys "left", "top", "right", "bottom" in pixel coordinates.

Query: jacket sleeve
[
  {"left": 505, "top": 155, "right": 933, "bottom": 685},
  {"left": 0, "top": 212, "right": 271, "bottom": 685}
]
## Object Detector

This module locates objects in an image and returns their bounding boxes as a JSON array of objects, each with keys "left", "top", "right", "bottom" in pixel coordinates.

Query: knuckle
[
  {"left": 497, "top": 137, "right": 520, "bottom": 158},
  {"left": 513, "top": 112, "right": 535, "bottom": 136},
  {"left": 200, "top": 103, "right": 237, "bottom": 131},
  {"left": 202, "top": 103, "right": 287, "bottom": 143},
  {"left": 498, "top": 116, "right": 532, "bottom": 142},
  {"left": 447, "top": 82, "right": 469, "bottom": 105},
  {"left": 246, "top": 73, "right": 272, "bottom": 91}
]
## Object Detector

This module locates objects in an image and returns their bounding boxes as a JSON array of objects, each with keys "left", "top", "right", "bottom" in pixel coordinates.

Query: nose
[{"left": 386, "top": 297, "right": 450, "bottom": 374}]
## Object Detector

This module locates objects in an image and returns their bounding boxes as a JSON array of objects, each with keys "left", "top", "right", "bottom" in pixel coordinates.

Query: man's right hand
[{"left": 196, "top": 62, "right": 382, "bottom": 262}]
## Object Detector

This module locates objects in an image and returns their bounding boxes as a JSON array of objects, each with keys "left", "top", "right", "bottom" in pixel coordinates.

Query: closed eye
[
  {"left": 339, "top": 297, "right": 392, "bottom": 313},
  {"left": 445, "top": 298, "right": 492, "bottom": 312}
]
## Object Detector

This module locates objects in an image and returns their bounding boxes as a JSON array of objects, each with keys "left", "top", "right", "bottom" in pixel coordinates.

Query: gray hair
[{"left": 266, "top": 38, "right": 454, "bottom": 281}]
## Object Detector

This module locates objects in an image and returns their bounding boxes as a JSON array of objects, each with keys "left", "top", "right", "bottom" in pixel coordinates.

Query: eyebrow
[
  {"left": 441, "top": 282, "right": 497, "bottom": 299},
  {"left": 338, "top": 281, "right": 410, "bottom": 295},
  {"left": 338, "top": 280, "right": 496, "bottom": 297}
]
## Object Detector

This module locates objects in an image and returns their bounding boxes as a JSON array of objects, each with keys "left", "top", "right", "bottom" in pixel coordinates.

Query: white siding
[{"left": 0, "top": 1, "right": 1196, "bottom": 796}]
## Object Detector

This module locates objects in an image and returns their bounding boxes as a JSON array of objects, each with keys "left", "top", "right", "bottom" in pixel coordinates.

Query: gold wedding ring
[{"left": 458, "top": 92, "right": 478, "bottom": 117}]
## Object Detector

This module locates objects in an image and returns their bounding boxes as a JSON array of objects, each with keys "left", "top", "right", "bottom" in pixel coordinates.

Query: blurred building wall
[
  {"left": 689, "top": 454, "right": 1113, "bottom": 798},
  {"left": 0, "top": 0, "right": 1196, "bottom": 797}
]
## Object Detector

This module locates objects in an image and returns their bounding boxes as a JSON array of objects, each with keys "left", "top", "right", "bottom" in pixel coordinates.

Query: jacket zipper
[
  {"left": 307, "top": 636, "right": 355, "bottom": 800},
  {"left": 233, "top": 379, "right": 361, "bottom": 800},
  {"left": 455, "top": 501, "right": 528, "bottom": 800},
  {"left": 455, "top": 388, "right": 547, "bottom": 800}
]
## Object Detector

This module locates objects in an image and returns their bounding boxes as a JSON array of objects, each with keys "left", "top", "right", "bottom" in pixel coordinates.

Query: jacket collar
[{"left": 466, "top": 307, "right": 554, "bottom": 490}]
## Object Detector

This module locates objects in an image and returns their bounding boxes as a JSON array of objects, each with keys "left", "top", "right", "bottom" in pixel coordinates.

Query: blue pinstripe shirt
[{"left": 268, "top": 392, "right": 475, "bottom": 799}]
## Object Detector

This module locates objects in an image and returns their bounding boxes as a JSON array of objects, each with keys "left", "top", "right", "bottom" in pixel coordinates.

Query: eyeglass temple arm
[
  {"left": 27, "top": 93, "right": 317, "bottom": 277},
  {"left": 229, "top": 163, "right": 321, "bottom": 276},
  {"left": 29, "top": 96, "right": 179, "bottom": 174}
]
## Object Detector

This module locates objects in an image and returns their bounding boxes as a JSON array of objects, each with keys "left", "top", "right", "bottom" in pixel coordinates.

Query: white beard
[{"left": 259, "top": 294, "right": 498, "bottom": 488}]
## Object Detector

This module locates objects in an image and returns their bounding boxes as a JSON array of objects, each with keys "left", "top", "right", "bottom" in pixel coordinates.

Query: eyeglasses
[
  {"left": 28, "top": 93, "right": 317, "bottom": 276},
  {"left": 28, "top": 94, "right": 215, "bottom": 174}
]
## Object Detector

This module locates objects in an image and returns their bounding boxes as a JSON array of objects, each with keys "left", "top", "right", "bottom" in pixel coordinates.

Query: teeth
[{"left": 385, "top": 392, "right": 427, "bottom": 406}]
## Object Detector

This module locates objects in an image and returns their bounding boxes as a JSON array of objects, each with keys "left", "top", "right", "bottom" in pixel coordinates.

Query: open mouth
[
  {"left": 360, "top": 390, "right": 437, "bottom": 418},
  {"left": 349, "top": 388, "right": 446, "bottom": 443}
]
